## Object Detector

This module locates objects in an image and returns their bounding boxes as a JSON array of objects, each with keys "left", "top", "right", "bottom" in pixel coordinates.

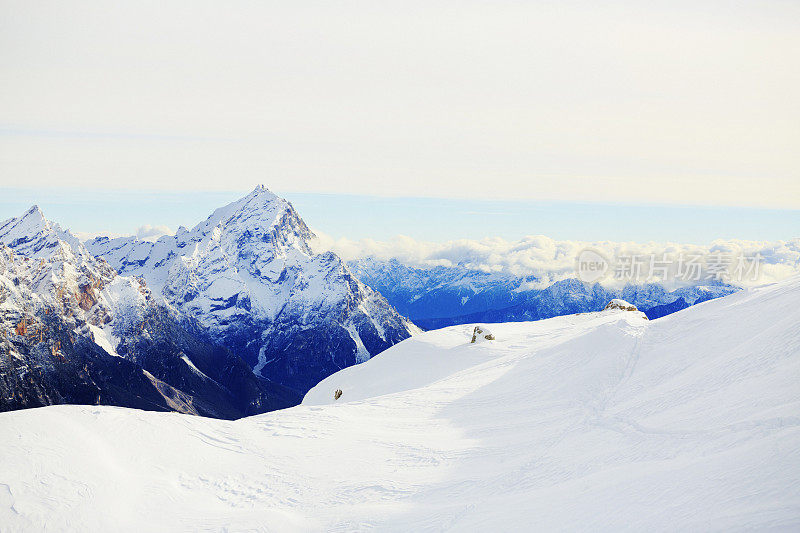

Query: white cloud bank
[
  {"left": 134, "top": 224, "right": 174, "bottom": 242},
  {"left": 312, "top": 233, "right": 800, "bottom": 288},
  {"left": 73, "top": 224, "right": 174, "bottom": 243}
]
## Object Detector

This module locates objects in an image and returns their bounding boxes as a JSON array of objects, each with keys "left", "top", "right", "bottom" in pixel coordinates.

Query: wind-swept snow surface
[{"left": 2, "top": 278, "right": 800, "bottom": 531}]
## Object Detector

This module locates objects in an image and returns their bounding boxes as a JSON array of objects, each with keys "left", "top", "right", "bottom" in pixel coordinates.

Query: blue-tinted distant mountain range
[{"left": 349, "top": 258, "right": 738, "bottom": 329}]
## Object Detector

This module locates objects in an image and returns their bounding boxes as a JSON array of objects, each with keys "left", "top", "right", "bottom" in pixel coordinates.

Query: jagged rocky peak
[
  {"left": 86, "top": 186, "right": 417, "bottom": 394},
  {"left": 87, "top": 184, "right": 315, "bottom": 271},
  {"left": 1, "top": 208, "right": 149, "bottom": 338},
  {"left": 0, "top": 205, "right": 123, "bottom": 326},
  {"left": 186, "top": 184, "right": 315, "bottom": 255},
  {"left": 16, "top": 205, "right": 48, "bottom": 230},
  {"left": 0, "top": 206, "right": 297, "bottom": 418},
  {"left": 3, "top": 205, "right": 56, "bottom": 244},
  {"left": 0, "top": 205, "right": 92, "bottom": 263}
]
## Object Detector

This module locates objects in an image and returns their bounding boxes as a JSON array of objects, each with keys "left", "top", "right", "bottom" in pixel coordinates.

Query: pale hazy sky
[{"left": 1, "top": 1, "right": 799, "bottom": 207}]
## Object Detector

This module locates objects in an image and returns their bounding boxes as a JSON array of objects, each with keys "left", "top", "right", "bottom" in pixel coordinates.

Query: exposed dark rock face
[
  {"left": 0, "top": 302, "right": 299, "bottom": 419},
  {"left": 114, "top": 307, "right": 300, "bottom": 417},
  {"left": 0, "top": 203, "right": 301, "bottom": 419},
  {"left": 0, "top": 292, "right": 299, "bottom": 419},
  {"left": 1, "top": 310, "right": 193, "bottom": 415}
]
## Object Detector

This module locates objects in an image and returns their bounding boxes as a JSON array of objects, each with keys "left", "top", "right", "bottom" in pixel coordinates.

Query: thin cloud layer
[
  {"left": 73, "top": 224, "right": 175, "bottom": 243},
  {"left": 135, "top": 224, "right": 175, "bottom": 242},
  {"left": 312, "top": 233, "right": 800, "bottom": 288},
  {"left": 2, "top": 2, "right": 798, "bottom": 206}
]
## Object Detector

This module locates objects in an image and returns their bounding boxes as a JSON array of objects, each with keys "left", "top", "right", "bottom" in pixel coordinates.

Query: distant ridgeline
[{"left": 348, "top": 258, "right": 738, "bottom": 330}]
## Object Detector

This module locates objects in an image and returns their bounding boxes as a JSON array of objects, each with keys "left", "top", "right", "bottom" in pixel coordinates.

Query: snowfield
[{"left": 1, "top": 278, "right": 799, "bottom": 531}]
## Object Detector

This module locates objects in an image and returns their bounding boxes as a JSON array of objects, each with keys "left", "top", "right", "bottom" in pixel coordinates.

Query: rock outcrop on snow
[
  {"left": 470, "top": 325, "right": 495, "bottom": 343},
  {"left": 602, "top": 298, "right": 648, "bottom": 320},
  {"left": 603, "top": 298, "right": 638, "bottom": 311}
]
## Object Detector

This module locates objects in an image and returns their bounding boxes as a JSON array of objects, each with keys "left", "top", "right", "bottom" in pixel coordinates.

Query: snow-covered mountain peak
[
  {"left": 0, "top": 205, "right": 150, "bottom": 332},
  {"left": 178, "top": 184, "right": 313, "bottom": 258},
  {"left": 0, "top": 204, "right": 300, "bottom": 419},
  {"left": 20, "top": 204, "right": 47, "bottom": 227},
  {"left": 86, "top": 187, "right": 416, "bottom": 393},
  {"left": 195, "top": 184, "right": 280, "bottom": 233},
  {"left": 0, "top": 205, "right": 94, "bottom": 264},
  {"left": 1, "top": 205, "right": 50, "bottom": 246}
]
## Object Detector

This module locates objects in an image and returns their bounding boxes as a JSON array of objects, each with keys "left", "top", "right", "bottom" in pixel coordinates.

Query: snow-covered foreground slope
[{"left": 2, "top": 278, "right": 799, "bottom": 531}]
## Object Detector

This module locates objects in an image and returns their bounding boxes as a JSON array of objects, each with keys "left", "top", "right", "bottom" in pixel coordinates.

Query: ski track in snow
[{"left": 1, "top": 278, "right": 800, "bottom": 531}]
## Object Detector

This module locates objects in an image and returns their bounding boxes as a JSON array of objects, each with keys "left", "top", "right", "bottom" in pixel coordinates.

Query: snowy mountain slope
[
  {"left": 349, "top": 257, "right": 738, "bottom": 328},
  {"left": 348, "top": 257, "right": 530, "bottom": 319},
  {"left": 1, "top": 277, "right": 798, "bottom": 531},
  {"left": 0, "top": 206, "right": 127, "bottom": 324},
  {"left": 0, "top": 208, "right": 296, "bottom": 418},
  {"left": 87, "top": 186, "right": 416, "bottom": 393},
  {"left": 0, "top": 205, "right": 96, "bottom": 264}
]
